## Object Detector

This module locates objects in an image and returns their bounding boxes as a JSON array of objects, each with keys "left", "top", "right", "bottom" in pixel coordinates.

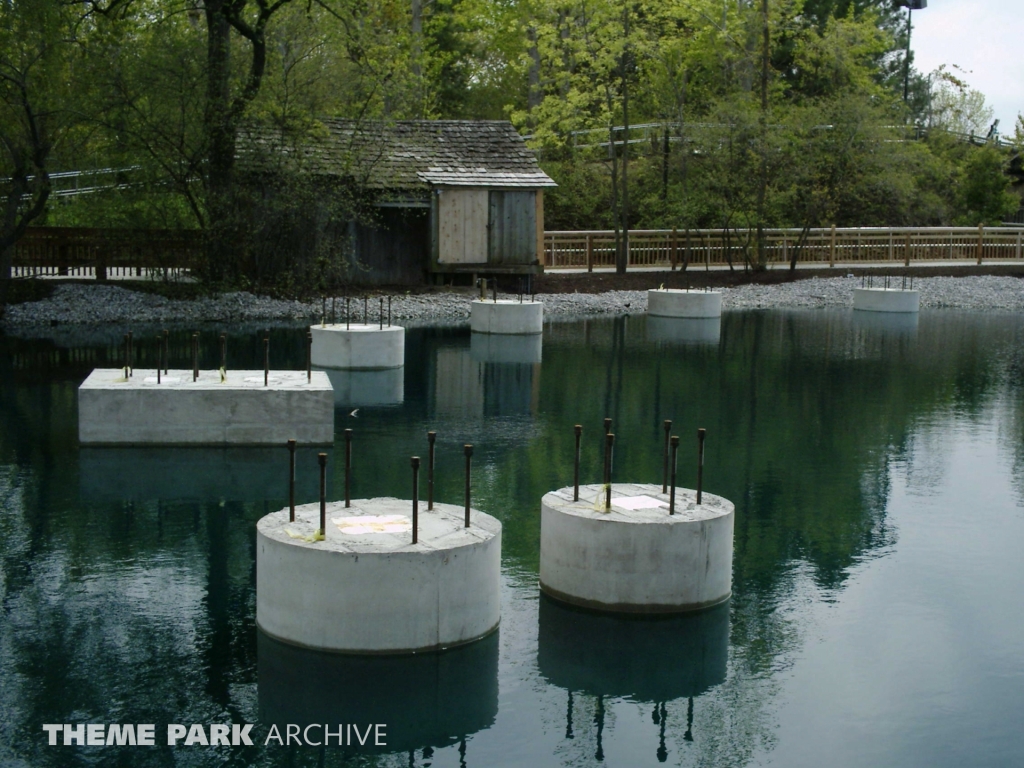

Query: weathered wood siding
[
  {"left": 488, "top": 191, "right": 537, "bottom": 265},
  {"left": 354, "top": 207, "right": 429, "bottom": 284},
  {"left": 438, "top": 189, "right": 488, "bottom": 264}
]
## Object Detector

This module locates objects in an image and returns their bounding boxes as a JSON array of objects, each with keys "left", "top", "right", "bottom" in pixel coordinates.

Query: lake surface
[{"left": 2, "top": 309, "right": 1023, "bottom": 767}]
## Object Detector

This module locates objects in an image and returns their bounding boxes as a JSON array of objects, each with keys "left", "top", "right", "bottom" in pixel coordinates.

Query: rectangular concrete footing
[{"left": 78, "top": 369, "right": 334, "bottom": 445}]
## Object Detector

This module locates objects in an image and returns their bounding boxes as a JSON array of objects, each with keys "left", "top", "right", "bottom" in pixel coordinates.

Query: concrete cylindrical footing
[
  {"left": 257, "top": 498, "right": 501, "bottom": 653},
  {"left": 537, "top": 596, "right": 728, "bottom": 701},
  {"left": 540, "top": 483, "right": 733, "bottom": 613},
  {"left": 310, "top": 324, "right": 405, "bottom": 369},
  {"left": 852, "top": 288, "right": 920, "bottom": 313},
  {"left": 646, "top": 316, "right": 721, "bottom": 346},
  {"left": 322, "top": 368, "right": 404, "bottom": 407},
  {"left": 470, "top": 332, "right": 543, "bottom": 364},
  {"left": 647, "top": 289, "right": 723, "bottom": 318},
  {"left": 258, "top": 630, "right": 497, "bottom": 753},
  {"left": 470, "top": 300, "right": 543, "bottom": 335}
]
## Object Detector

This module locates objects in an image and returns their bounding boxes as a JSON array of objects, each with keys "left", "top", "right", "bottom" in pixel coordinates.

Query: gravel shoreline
[{"left": 3, "top": 276, "right": 1024, "bottom": 328}]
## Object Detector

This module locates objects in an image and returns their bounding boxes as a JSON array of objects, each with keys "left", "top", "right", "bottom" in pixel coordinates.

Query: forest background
[{"left": 2, "top": 0, "right": 1022, "bottom": 290}]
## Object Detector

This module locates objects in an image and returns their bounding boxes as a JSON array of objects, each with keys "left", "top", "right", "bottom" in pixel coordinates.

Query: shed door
[
  {"left": 437, "top": 189, "right": 488, "bottom": 264},
  {"left": 488, "top": 191, "right": 537, "bottom": 265}
]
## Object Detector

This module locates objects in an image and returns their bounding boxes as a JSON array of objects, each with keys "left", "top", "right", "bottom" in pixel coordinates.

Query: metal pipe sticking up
[
  {"left": 318, "top": 452, "right": 327, "bottom": 536},
  {"left": 192, "top": 333, "right": 199, "bottom": 382},
  {"left": 669, "top": 436, "right": 679, "bottom": 515},
  {"left": 288, "top": 439, "right": 296, "bottom": 522},
  {"left": 344, "top": 429, "right": 352, "bottom": 507},
  {"left": 220, "top": 334, "right": 227, "bottom": 374},
  {"left": 411, "top": 457, "right": 420, "bottom": 544},
  {"left": 163, "top": 329, "right": 169, "bottom": 374},
  {"left": 696, "top": 428, "right": 706, "bottom": 505},
  {"left": 379, "top": 297, "right": 384, "bottom": 330},
  {"left": 464, "top": 444, "right": 473, "bottom": 528},
  {"left": 263, "top": 337, "right": 269, "bottom": 386},
  {"left": 573, "top": 424, "right": 582, "bottom": 501},
  {"left": 662, "top": 419, "right": 672, "bottom": 493},
  {"left": 605, "top": 433, "right": 615, "bottom": 511},
  {"left": 427, "top": 431, "right": 436, "bottom": 510}
]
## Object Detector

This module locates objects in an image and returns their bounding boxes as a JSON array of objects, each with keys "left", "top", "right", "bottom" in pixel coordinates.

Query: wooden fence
[
  {"left": 544, "top": 226, "right": 1024, "bottom": 270},
  {"left": 10, "top": 227, "right": 203, "bottom": 280}
]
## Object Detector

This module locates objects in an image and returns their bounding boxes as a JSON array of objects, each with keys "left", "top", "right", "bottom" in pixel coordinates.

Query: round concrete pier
[
  {"left": 258, "top": 630, "right": 497, "bottom": 753},
  {"left": 470, "top": 300, "right": 543, "bottom": 335},
  {"left": 647, "top": 289, "right": 723, "bottom": 319},
  {"left": 852, "top": 287, "right": 919, "bottom": 313},
  {"left": 310, "top": 324, "right": 405, "bottom": 369},
  {"left": 540, "top": 483, "right": 733, "bottom": 613},
  {"left": 257, "top": 498, "right": 501, "bottom": 653}
]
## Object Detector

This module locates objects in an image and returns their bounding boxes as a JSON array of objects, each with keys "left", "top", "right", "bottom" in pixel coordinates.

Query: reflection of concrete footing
[
  {"left": 470, "top": 332, "right": 543, "bottom": 364},
  {"left": 540, "top": 483, "right": 734, "bottom": 613},
  {"left": 257, "top": 499, "right": 501, "bottom": 653},
  {"left": 470, "top": 300, "right": 543, "bottom": 334},
  {"left": 78, "top": 369, "right": 333, "bottom": 445},
  {"left": 647, "top": 289, "right": 723, "bottom": 319},
  {"left": 646, "top": 316, "right": 721, "bottom": 345},
  {"left": 79, "top": 446, "right": 323, "bottom": 502},
  {"left": 258, "top": 630, "right": 498, "bottom": 753},
  {"left": 852, "top": 308, "right": 920, "bottom": 335},
  {"left": 321, "top": 367, "right": 404, "bottom": 407},
  {"left": 852, "top": 288, "right": 919, "bottom": 313},
  {"left": 538, "top": 596, "right": 728, "bottom": 700},
  {"left": 310, "top": 324, "right": 405, "bottom": 369}
]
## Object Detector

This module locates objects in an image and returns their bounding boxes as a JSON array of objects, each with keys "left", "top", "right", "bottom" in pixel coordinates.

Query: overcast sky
[{"left": 911, "top": 0, "right": 1023, "bottom": 134}]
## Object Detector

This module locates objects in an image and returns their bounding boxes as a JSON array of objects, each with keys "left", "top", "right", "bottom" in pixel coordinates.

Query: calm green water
[{"left": 2, "top": 310, "right": 1024, "bottom": 767}]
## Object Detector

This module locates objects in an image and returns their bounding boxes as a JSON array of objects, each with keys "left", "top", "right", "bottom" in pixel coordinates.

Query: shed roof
[{"left": 236, "top": 119, "right": 556, "bottom": 190}]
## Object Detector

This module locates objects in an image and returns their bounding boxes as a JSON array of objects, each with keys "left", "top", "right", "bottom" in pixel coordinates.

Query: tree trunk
[
  {"left": 204, "top": 1, "right": 234, "bottom": 283},
  {"left": 617, "top": 5, "right": 630, "bottom": 276}
]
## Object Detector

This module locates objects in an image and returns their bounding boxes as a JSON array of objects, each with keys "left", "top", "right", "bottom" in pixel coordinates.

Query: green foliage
[{"left": 953, "top": 147, "right": 1019, "bottom": 226}]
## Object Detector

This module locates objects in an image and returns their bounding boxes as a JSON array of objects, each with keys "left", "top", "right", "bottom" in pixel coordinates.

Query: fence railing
[
  {"left": 10, "top": 226, "right": 202, "bottom": 280},
  {"left": 543, "top": 226, "right": 1024, "bottom": 270}
]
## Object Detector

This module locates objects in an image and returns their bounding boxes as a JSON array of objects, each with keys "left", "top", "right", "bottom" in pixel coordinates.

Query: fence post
[
  {"left": 829, "top": 224, "right": 836, "bottom": 268},
  {"left": 904, "top": 231, "right": 911, "bottom": 267},
  {"left": 586, "top": 234, "right": 594, "bottom": 273},
  {"left": 96, "top": 247, "right": 107, "bottom": 282},
  {"left": 977, "top": 223, "right": 984, "bottom": 265}
]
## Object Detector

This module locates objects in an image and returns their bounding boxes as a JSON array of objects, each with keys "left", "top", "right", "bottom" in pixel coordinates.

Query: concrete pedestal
[
  {"left": 538, "top": 596, "right": 728, "bottom": 701},
  {"left": 322, "top": 368, "right": 404, "bottom": 407},
  {"left": 78, "top": 369, "right": 333, "bottom": 445},
  {"left": 540, "top": 483, "right": 733, "bottom": 613},
  {"left": 470, "top": 300, "right": 543, "bottom": 335},
  {"left": 470, "top": 332, "right": 543, "bottom": 364},
  {"left": 647, "top": 289, "right": 723, "bottom": 319},
  {"left": 258, "top": 630, "right": 497, "bottom": 753},
  {"left": 310, "top": 324, "right": 405, "bottom": 369},
  {"left": 257, "top": 498, "right": 501, "bottom": 653},
  {"left": 852, "top": 287, "right": 920, "bottom": 313},
  {"left": 646, "top": 316, "right": 721, "bottom": 346}
]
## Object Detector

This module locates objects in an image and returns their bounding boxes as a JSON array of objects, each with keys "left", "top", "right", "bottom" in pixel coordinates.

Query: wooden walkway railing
[
  {"left": 11, "top": 227, "right": 202, "bottom": 280},
  {"left": 544, "top": 226, "right": 1024, "bottom": 270}
]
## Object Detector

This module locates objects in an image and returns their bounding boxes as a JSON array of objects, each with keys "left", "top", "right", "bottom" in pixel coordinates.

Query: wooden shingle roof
[{"left": 236, "top": 119, "right": 556, "bottom": 190}]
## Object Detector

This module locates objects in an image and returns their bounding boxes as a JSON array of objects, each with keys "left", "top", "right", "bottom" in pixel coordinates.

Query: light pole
[{"left": 897, "top": 0, "right": 928, "bottom": 103}]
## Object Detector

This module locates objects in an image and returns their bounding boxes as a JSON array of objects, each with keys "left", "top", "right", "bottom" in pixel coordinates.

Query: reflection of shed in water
[
  {"left": 538, "top": 596, "right": 729, "bottom": 762},
  {"left": 432, "top": 343, "right": 539, "bottom": 419},
  {"left": 79, "top": 446, "right": 322, "bottom": 502},
  {"left": 257, "top": 630, "right": 497, "bottom": 755}
]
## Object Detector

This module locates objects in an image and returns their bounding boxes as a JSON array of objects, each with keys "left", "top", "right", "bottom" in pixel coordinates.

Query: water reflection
[
  {"left": 470, "top": 332, "right": 543, "bottom": 364},
  {"left": 645, "top": 316, "right": 722, "bottom": 346},
  {"left": 319, "top": 367, "right": 404, "bottom": 408},
  {"left": 257, "top": 630, "right": 498, "bottom": 755},
  {"left": 431, "top": 341, "right": 540, "bottom": 420}
]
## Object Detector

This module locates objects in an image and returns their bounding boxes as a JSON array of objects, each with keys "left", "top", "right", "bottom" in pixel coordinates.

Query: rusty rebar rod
[
  {"left": 263, "top": 337, "right": 269, "bottom": 387},
  {"left": 696, "top": 428, "right": 706, "bottom": 505},
  {"left": 379, "top": 297, "right": 384, "bottom": 330},
  {"left": 288, "top": 439, "right": 296, "bottom": 522},
  {"left": 156, "top": 336, "right": 162, "bottom": 384},
  {"left": 346, "top": 298, "right": 350, "bottom": 330},
  {"left": 318, "top": 452, "right": 327, "bottom": 536},
  {"left": 662, "top": 419, "right": 672, "bottom": 493},
  {"left": 464, "top": 444, "right": 473, "bottom": 528},
  {"left": 573, "top": 424, "right": 582, "bottom": 501},
  {"left": 192, "top": 333, "right": 199, "bottom": 382},
  {"left": 427, "top": 431, "right": 436, "bottom": 510},
  {"left": 605, "top": 433, "right": 615, "bottom": 511},
  {"left": 388, "top": 296, "right": 391, "bottom": 326},
  {"left": 127, "top": 331, "right": 133, "bottom": 377},
  {"left": 411, "top": 457, "right": 420, "bottom": 544},
  {"left": 163, "top": 330, "right": 169, "bottom": 374},
  {"left": 306, "top": 330, "right": 312, "bottom": 383},
  {"left": 123, "top": 334, "right": 129, "bottom": 377},
  {"left": 669, "top": 435, "right": 679, "bottom": 515},
  {"left": 220, "top": 334, "right": 227, "bottom": 373},
  {"left": 344, "top": 429, "right": 352, "bottom": 508},
  {"left": 604, "top": 417, "right": 612, "bottom": 435},
  {"left": 363, "top": 296, "right": 368, "bottom": 324}
]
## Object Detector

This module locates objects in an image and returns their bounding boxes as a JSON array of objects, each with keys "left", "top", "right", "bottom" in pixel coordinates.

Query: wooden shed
[{"left": 236, "top": 120, "right": 556, "bottom": 285}]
